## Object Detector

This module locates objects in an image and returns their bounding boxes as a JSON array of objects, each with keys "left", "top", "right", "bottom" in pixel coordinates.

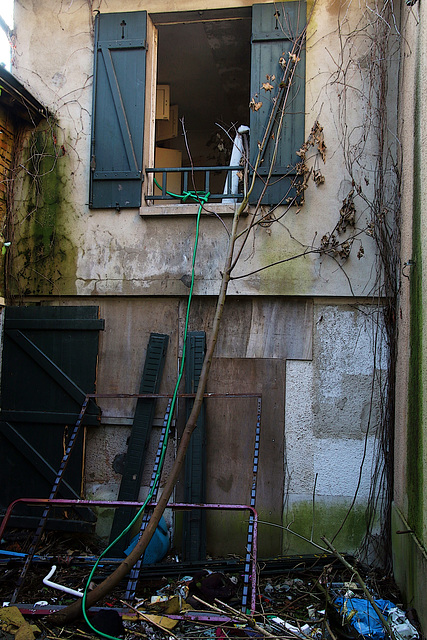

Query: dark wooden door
[{"left": 0, "top": 306, "right": 104, "bottom": 531}]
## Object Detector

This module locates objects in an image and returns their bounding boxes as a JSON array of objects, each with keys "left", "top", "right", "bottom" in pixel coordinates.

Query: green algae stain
[
  {"left": 407, "top": 63, "right": 423, "bottom": 536},
  {"left": 256, "top": 229, "right": 315, "bottom": 295},
  {"left": 283, "top": 501, "right": 370, "bottom": 555},
  {"left": 11, "top": 123, "right": 77, "bottom": 296}
]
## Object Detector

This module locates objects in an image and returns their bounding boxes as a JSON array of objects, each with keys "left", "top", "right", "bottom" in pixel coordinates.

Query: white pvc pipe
[{"left": 43, "top": 565, "right": 84, "bottom": 598}]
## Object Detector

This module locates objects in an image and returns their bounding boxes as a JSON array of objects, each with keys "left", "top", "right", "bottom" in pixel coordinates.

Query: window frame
[{"left": 89, "top": 3, "right": 306, "bottom": 212}]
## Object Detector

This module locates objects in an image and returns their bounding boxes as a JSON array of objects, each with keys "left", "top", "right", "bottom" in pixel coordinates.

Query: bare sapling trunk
[{"left": 50, "top": 27, "right": 306, "bottom": 626}]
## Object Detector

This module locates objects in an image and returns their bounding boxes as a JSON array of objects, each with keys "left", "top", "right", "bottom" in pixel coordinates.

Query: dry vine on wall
[
  {"left": 231, "top": 0, "right": 401, "bottom": 567},
  {"left": 321, "top": 0, "right": 401, "bottom": 566}
]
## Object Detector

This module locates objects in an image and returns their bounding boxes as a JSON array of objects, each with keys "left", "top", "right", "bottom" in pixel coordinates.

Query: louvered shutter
[
  {"left": 90, "top": 12, "right": 147, "bottom": 209},
  {"left": 183, "top": 332, "right": 207, "bottom": 561},
  {"left": 249, "top": 2, "right": 306, "bottom": 205}
]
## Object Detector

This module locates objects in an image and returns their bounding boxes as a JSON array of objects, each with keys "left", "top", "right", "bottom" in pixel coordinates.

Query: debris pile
[{"left": 0, "top": 530, "right": 421, "bottom": 640}]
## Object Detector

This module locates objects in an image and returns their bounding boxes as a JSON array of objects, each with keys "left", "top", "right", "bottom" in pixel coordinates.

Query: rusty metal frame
[
  {"left": 0, "top": 498, "right": 258, "bottom": 614},
  {"left": 5, "top": 391, "right": 262, "bottom": 609}
]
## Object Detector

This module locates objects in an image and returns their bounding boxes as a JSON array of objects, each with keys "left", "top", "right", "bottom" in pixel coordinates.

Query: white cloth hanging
[{"left": 222, "top": 125, "right": 250, "bottom": 203}]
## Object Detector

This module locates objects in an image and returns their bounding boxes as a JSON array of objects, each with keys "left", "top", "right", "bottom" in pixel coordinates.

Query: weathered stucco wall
[
  {"left": 284, "top": 303, "right": 384, "bottom": 554},
  {"left": 10, "top": 0, "right": 380, "bottom": 298},
  {"left": 8, "top": 0, "right": 393, "bottom": 559},
  {"left": 43, "top": 297, "right": 385, "bottom": 556}
]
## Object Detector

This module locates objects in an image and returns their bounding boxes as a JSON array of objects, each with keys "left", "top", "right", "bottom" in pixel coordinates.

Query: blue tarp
[{"left": 334, "top": 597, "right": 396, "bottom": 640}]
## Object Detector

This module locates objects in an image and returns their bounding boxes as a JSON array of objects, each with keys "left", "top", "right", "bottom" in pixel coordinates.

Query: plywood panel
[
  {"left": 204, "top": 357, "right": 285, "bottom": 558},
  {"left": 184, "top": 297, "right": 312, "bottom": 360}
]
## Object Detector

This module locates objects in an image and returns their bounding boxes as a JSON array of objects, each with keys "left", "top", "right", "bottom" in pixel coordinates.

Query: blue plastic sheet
[
  {"left": 124, "top": 516, "right": 170, "bottom": 564},
  {"left": 334, "top": 597, "right": 396, "bottom": 640}
]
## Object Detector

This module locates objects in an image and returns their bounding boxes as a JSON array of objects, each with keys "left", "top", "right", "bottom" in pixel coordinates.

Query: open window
[{"left": 89, "top": 3, "right": 306, "bottom": 210}]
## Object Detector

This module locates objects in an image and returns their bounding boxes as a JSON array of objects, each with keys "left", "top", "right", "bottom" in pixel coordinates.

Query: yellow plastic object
[{"left": 0, "top": 606, "right": 41, "bottom": 639}]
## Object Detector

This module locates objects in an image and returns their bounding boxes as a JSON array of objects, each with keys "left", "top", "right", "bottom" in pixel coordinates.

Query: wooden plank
[
  {"left": 183, "top": 332, "right": 206, "bottom": 561},
  {"left": 1, "top": 411, "right": 99, "bottom": 426},
  {"left": 249, "top": 2, "right": 306, "bottom": 205},
  {"left": 90, "top": 12, "right": 147, "bottom": 208},
  {"left": 108, "top": 333, "right": 169, "bottom": 552},
  {"left": 5, "top": 319, "right": 105, "bottom": 330},
  {"left": 183, "top": 298, "right": 313, "bottom": 360},
  {"left": 0, "top": 306, "right": 102, "bottom": 534},
  {"left": 204, "top": 358, "right": 285, "bottom": 558}
]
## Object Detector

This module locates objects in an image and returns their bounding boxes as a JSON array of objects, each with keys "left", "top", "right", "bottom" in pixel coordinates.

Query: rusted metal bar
[
  {"left": 85, "top": 393, "right": 262, "bottom": 398},
  {"left": 7, "top": 391, "right": 261, "bottom": 603},
  {"left": 1, "top": 499, "right": 258, "bottom": 613}
]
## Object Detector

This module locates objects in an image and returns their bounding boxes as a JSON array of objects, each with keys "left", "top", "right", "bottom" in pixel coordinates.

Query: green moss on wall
[
  {"left": 11, "top": 123, "right": 77, "bottom": 296},
  {"left": 407, "top": 65, "right": 423, "bottom": 535},
  {"left": 283, "top": 501, "right": 370, "bottom": 555}
]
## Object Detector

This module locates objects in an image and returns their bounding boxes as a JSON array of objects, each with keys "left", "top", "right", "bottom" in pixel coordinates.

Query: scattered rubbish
[
  {"left": 269, "top": 615, "right": 311, "bottom": 637},
  {"left": 150, "top": 595, "right": 169, "bottom": 604},
  {"left": 42, "top": 565, "right": 84, "bottom": 598},
  {"left": 89, "top": 608, "right": 125, "bottom": 637},
  {"left": 187, "top": 571, "right": 237, "bottom": 604},
  {"left": 0, "top": 530, "right": 421, "bottom": 640},
  {"left": 388, "top": 607, "right": 419, "bottom": 640}
]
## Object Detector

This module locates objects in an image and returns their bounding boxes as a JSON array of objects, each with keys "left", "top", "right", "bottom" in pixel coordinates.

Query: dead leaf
[
  {"left": 338, "top": 190, "right": 356, "bottom": 233},
  {"left": 262, "top": 82, "right": 274, "bottom": 92},
  {"left": 313, "top": 169, "right": 325, "bottom": 186},
  {"left": 338, "top": 238, "right": 353, "bottom": 260},
  {"left": 16, "top": 622, "right": 40, "bottom": 640},
  {"left": 249, "top": 98, "right": 263, "bottom": 111}
]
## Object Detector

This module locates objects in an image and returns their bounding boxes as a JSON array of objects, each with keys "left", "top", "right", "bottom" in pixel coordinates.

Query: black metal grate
[{"left": 145, "top": 165, "right": 245, "bottom": 202}]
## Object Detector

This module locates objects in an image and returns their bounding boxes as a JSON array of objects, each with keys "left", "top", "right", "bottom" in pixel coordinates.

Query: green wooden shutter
[
  {"left": 108, "top": 333, "right": 169, "bottom": 554},
  {"left": 0, "top": 306, "right": 103, "bottom": 531},
  {"left": 90, "top": 12, "right": 147, "bottom": 209},
  {"left": 183, "top": 332, "right": 206, "bottom": 561},
  {"left": 250, "top": 2, "right": 306, "bottom": 205}
]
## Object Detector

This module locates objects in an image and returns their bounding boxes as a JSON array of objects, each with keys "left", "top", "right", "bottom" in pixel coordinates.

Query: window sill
[{"left": 139, "top": 202, "right": 248, "bottom": 216}]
